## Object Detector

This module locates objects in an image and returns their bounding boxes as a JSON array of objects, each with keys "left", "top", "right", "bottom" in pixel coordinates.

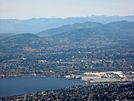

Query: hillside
[
  {"left": 38, "top": 21, "right": 134, "bottom": 49},
  {"left": 0, "top": 33, "right": 49, "bottom": 52}
]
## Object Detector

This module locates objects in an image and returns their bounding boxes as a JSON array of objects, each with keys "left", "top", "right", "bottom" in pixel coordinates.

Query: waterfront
[
  {"left": 0, "top": 77, "right": 82, "bottom": 97},
  {"left": 1, "top": 81, "right": 133, "bottom": 101}
]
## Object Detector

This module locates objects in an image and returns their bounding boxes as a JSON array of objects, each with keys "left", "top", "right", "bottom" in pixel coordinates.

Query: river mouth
[{"left": 0, "top": 77, "right": 83, "bottom": 97}]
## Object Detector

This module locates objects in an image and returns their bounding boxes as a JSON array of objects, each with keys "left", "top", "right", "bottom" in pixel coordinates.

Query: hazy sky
[{"left": 0, "top": 0, "right": 134, "bottom": 19}]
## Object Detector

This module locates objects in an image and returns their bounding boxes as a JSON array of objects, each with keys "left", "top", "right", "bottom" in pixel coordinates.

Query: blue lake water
[{"left": 0, "top": 77, "right": 82, "bottom": 97}]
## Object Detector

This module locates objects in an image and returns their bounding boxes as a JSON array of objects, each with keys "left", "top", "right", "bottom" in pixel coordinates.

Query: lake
[{"left": 0, "top": 77, "right": 82, "bottom": 97}]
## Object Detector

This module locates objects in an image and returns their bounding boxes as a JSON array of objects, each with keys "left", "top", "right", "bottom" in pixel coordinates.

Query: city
[{"left": 0, "top": 0, "right": 134, "bottom": 101}]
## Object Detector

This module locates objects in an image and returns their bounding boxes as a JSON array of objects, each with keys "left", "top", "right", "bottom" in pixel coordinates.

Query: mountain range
[
  {"left": 0, "top": 21, "right": 134, "bottom": 52},
  {"left": 0, "top": 16, "right": 134, "bottom": 34}
]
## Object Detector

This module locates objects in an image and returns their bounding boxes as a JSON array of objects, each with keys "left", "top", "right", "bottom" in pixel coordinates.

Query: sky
[{"left": 0, "top": 0, "right": 134, "bottom": 19}]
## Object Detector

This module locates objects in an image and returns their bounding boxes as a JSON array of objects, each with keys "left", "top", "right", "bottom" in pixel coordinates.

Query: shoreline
[{"left": 0, "top": 81, "right": 133, "bottom": 99}]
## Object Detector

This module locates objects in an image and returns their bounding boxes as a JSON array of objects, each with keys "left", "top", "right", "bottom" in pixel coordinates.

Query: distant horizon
[
  {"left": 0, "top": 0, "right": 134, "bottom": 19},
  {"left": 0, "top": 15, "right": 134, "bottom": 20}
]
